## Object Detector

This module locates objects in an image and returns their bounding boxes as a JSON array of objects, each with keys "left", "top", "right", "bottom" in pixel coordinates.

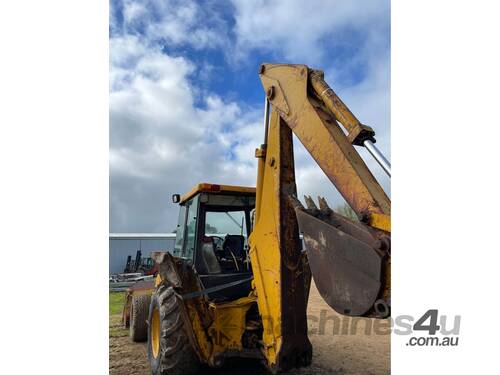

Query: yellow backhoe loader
[{"left": 145, "top": 63, "right": 391, "bottom": 374}]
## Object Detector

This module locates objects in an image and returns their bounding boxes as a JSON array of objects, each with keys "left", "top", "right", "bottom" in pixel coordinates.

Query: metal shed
[{"left": 109, "top": 233, "right": 176, "bottom": 275}]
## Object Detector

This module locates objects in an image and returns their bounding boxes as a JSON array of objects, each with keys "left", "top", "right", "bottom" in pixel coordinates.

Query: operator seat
[
  {"left": 200, "top": 236, "right": 221, "bottom": 274},
  {"left": 223, "top": 235, "right": 245, "bottom": 259}
]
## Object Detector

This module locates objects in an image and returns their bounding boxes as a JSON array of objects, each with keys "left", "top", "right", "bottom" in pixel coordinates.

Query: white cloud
[
  {"left": 230, "top": 0, "right": 389, "bottom": 65},
  {"left": 117, "top": 0, "right": 230, "bottom": 50},
  {"left": 122, "top": 1, "right": 148, "bottom": 25}
]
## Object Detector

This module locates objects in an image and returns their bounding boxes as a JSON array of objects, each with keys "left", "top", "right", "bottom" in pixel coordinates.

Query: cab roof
[{"left": 180, "top": 183, "right": 256, "bottom": 204}]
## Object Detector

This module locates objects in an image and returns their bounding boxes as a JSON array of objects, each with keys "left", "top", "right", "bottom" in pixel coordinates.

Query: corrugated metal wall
[{"left": 109, "top": 235, "right": 176, "bottom": 274}]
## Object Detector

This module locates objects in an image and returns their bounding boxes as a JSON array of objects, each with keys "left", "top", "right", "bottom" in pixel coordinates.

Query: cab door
[{"left": 173, "top": 196, "right": 199, "bottom": 261}]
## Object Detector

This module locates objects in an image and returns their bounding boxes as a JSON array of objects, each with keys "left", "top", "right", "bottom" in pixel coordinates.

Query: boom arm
[
  {"left": 259, "top": 64, "right": 390, "bottom": 221},
  {"left": 249, "top": 63, "right": 391, "bottom": 371}
]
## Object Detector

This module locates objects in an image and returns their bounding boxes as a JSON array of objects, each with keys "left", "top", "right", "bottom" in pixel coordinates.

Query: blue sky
[{"left": 109, "top": 0, "right": 391, "bottom": 232}]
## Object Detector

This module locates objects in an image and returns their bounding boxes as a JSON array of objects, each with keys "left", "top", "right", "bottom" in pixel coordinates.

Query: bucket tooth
[
  {"left": 304, "top": 195, "right": 318, "bottom": 211},
  {"left": 317, "top": 196, "right": 332, "bottom": 214}
]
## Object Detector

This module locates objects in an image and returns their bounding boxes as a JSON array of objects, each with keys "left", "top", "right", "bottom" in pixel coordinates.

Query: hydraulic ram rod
[
  {"left": 310, "top": 70, "right": 391, "bottom": 177},
  {"left": 263, "top": 97, "right": 270, "bottom": 144},
  {"left": 364, "top": 140, "right": 391, "bottom": 177}
]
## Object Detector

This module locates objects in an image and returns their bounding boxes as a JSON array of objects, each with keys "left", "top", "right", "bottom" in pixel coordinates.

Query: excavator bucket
[{"left": 295, "top": 196, "right": 385, "bottom": 317}]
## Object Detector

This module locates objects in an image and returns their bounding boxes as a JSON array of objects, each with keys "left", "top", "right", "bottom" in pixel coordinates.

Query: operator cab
[{"left": 172, "top": 183, "right": 255, "bottom": 301}]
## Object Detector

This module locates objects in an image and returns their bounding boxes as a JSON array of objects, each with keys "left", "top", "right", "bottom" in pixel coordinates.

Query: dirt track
[{"left": 109, "top": 282, "right": 390, "bottom": 374}]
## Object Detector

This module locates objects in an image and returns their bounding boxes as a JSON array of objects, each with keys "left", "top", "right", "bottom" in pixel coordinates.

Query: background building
[{"left": 109, "top": 233, "right": 176, "bottom": 274}]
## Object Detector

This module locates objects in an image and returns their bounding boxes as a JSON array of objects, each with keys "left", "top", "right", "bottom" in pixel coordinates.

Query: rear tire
[
  {"left": 130, "top": 294, "right": 150, "bottom": 342},
  {"left": 148, "top": 285, "right": 200, "bottom": 375}
]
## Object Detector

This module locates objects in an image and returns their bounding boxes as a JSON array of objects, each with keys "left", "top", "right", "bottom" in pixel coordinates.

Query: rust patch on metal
[{"left": 276, "top": 116, "right": 312, "bottom": 371}]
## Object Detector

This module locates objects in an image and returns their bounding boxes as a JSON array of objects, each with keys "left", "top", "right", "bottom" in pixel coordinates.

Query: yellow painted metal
[
  {"left": 180, "top": 183, "right": 256, "bottom": 204},
  {"left": 154, "top": 274, "right": 162, "bottom": 287},
  {"left": 180, "top": 295, "right": 257, "bottom": 365},
  {"left": 207, "top": 296, "right": 257, "bottom": 354},
  {"left": 183, "top": 301, "right": 214, "bottom": 362},
  {"left": 259, "top": 63, "right": 390, "bottom": 219},
  {"left": 248, "top": 110, "right": 285, "bottom": 366},
  {"left": 309, "top": 70, "right": 375, "bottom": 145},
  {"left": 369, "top": 213, "right": 391, "bottom": 233},
  {"left": 151, "top": 307, "right": 160, "bottom": 359}
]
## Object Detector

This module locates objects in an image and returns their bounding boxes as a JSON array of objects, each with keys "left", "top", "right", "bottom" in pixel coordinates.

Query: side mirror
[{"left": 172, "top": 194, "right": 181, "bottom": 203}]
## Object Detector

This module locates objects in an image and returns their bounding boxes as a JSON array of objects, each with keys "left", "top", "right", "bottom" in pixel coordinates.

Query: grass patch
[
  {"left": 109, "top": 293, "right": 128, "bottom": 337},
  {"left": 109, "top": 315, "right": 128, "bottom": 338},
  {"left": 110, "top": 292, "right": 125, "bottom": 316}
]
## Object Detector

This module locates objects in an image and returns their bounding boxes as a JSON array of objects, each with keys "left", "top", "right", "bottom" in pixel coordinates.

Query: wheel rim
[{"left": 151, "top": 307, "right": 160, "bottom": 358}]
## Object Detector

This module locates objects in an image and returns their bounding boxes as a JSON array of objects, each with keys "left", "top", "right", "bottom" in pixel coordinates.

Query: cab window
[
  {"left": 205, "top": 211, "right": 246, "bottom": 235},
  {"left": 173, "top": 205, "right": 187, "bottom": 257}
]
